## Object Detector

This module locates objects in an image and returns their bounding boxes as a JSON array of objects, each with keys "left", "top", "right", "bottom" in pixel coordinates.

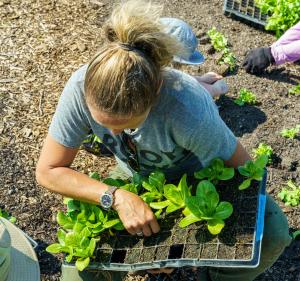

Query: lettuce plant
[
  {"left": 207, "top": 27, "right": 236, "bottom": 72},
  {"left": 288, "top": 84, "right": 300, "bottom": 95},
  {"left": 140, "top": 170, "right": 166, "bottom": 203},
  {"left": 280, "top": 125, "right": 300, "bottom": 139},
  {"left": 91, "top": 171, "right": 144, "bottom": 195},
  {"left": 252, "top": 143, "right": 273, "bottom": 164},
  {"left": 234, "top": 88, "right": 257, "bottom": 106},
  {"left": 47, "top": 230, "right": 98, "bottom": 271},
  {"left": 179, "top": 180, "right": 233, "bottom": 235},
  {"left": 238, "top": 155, "right": 268, "bottom": 190},
  {"left": 194, "top": 158, "right": 234, "bottom": 184},
  {"left": 278, "top": 180, "right": 300, "bottom": 207},
  {"left": 150, "top": 174, "right": 191, "bottom": 214},
  {"left": 207, "top": 27, "right": 228, "bottom": 51},
  {"left": 255, "top": 0, "right": 300, "bottom": 37},
  {"left": 220, "top": 50, "right": 236, "bottom": 72},
  {"left": 0, "top": 208, "right": 16, "bottom": 223},
  {"left": 47, "top": 199, "right": 122, "bottom": 271}
]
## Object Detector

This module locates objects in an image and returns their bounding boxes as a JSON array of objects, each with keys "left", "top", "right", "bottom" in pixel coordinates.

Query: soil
[
  {"left": 124, "top": 249, "right": 142, "bottom": 264},
  {"left": 184, "top": 244, "right": 202, "bottom": 259},
  {"left": 0, "top": 0, "right": 299, "bottom": 280}
]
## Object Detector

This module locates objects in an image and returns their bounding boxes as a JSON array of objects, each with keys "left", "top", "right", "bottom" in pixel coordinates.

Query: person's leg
[
  {"left": 60, "top": 263, "right": 127, "bottom": 281},
  {"left": 208, "top": 194, "right": 292, "bottom": 281}
]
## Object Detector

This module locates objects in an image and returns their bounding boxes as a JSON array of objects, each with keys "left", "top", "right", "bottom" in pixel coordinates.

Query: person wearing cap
[
  {"left": 243, "top": 21, "right": 300, "bottom": 74},
  {"left": 161, "top": 17, "right": 229, "bottom": 97},
  {"left": 36, "top": 1, "right": 291, "bottom": 280},
  {"left": 0, "top": 217, "right": 40, "bottom": 281}
]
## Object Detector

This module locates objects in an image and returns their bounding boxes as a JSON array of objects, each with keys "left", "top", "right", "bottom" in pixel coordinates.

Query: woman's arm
[
  {"left": 224, "top": 140, "right": 251, "bottom": 168},
  {"left": 36, "top": 134, "right": 108, "bottom": 204},
  {"left": 36, "top": 134, "right": 160, "bottom": 236}
]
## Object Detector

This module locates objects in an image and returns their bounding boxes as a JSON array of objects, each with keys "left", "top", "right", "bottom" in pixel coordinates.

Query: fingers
[
  {"left": 142, "top": 224, "right": 152, "bottom": 237},
  {"left": 200, "top": 72, "right": 223, "bottom": 84},
  {"left": 149, "top": 215, "right": 160, "bottom": 234},
  {"left": 126, "top": 212, "right": 160, "bottom": 236}
]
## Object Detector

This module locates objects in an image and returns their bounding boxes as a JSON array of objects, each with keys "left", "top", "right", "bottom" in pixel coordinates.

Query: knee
[
  {"left": 262, "top": 195, "right": 292, "bottom": 256},
  {"left": 265, "top": 210, "right": 290, "bottom": 243}
]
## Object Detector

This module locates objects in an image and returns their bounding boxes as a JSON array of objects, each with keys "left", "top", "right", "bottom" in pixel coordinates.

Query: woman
[
  {"left": 243, "top": 21, "right": 300, "bottom": 74},
  {"left": 36, "top": 1, "right": 291, "bottom": 280}
]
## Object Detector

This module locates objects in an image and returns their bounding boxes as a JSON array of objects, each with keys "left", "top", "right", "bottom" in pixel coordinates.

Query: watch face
[{"left": 101, "top": 194, "right": 112, "bottom": 209}]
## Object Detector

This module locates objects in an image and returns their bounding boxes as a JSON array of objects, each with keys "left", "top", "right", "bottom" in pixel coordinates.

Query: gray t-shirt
[{"left": 49, "top": 64, "right": 237, "bottom": 181}]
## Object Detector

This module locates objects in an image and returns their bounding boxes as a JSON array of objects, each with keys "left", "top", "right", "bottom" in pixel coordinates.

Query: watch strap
[{"left": 106, "top": 186, "right": 118, "bottom": 195}]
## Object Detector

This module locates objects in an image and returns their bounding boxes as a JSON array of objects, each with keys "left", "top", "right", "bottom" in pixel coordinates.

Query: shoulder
[
  {"left": 60, "top": 64, "right": 89, "bottom": 104},
  {"left": 67, "top": 64, "right": 89, "bottom": 90},
  {"left": 160, "top": 68, "right": 217, "bottom": 120}
]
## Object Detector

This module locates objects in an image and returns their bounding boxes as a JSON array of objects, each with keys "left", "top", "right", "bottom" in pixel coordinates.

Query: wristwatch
[{"left": 99, "top": 186, "right": 119, "bottom": 210}]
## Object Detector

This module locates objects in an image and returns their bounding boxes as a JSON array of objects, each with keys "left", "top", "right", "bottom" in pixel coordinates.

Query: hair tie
[{"left": 118, "top": 43, "right": 135, "bottom": 52}]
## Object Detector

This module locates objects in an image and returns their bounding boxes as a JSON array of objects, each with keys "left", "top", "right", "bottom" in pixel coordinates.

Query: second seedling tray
[{"left": 223, "top": 0, "right": 268, "bottom": 26}]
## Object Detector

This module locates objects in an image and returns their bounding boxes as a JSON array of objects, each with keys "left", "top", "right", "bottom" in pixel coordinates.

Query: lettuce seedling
[
  {"left": 288, "top": 84, "right": 300, "bottom": 95},
  {"left": 150, "top": 174, "right": 192, "bottom": 214},
  {"left": 48, "top": 198, "right": 123, "bottom": 271},
  {"left": 234, "top": 88, "right": 257, "bottom": 106},
  {"left": 207, "top": 27, "right": 236, "bottom": 72},
  {"left": 140, "top": 170, "right": 166, "bottom": 203},
  {"left": 278, "top": 180, "right": 300, "bottom": 207},
  {"left": 252, "top": 143, "right": 273, "bottom": 164},
  {"left": 0, "top": 208, "right": 16, "bottom": 223},
  {"left": 194, "top": 158, "right": 234, "bottom": 184},
  {"left": 238, "top": 155, "right": 268, "bottom": 190},
  {"left": 46, "top": 229, "right": 99, "bottom": 271},
  {"left": 207, "top": 27, "right": 228, "bottom": 52},
  {"left": 220, "top": 49, "right": 236, "bottom": 72},
  {"left": 179, "top": 180, "right": 233, "bottom": 235},
  {"left": 280, "top": 125, "right": 300, "bottom": 139}
]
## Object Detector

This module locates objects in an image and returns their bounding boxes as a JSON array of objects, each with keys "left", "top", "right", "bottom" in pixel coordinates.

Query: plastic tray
[
  {"left": 63, "top": 170, "right": 267, "bottom": 272},
  {"left": 223, "top": 0, "right": 268, "bottom": 26}
]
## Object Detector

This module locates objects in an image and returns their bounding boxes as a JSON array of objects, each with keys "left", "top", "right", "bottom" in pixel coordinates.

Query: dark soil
[{"left": 0, "top": 0, "right": 299, "bottom": 280}]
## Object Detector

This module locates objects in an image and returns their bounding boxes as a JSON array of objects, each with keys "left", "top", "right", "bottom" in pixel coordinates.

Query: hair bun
[{"left": 103, "top": 24, "right": 118, "bottom": 42}]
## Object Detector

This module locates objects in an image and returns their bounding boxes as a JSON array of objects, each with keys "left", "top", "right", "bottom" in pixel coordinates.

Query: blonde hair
[{"left": 84, "top": 0, "right": 185, "bottom": 116}]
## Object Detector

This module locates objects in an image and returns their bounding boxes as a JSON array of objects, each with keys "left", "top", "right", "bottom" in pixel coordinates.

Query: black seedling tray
[
  {"left": 223, "top": 0, "right": 268, "bottom": 26},
  {"left": 63, "top": 171, "right": 267, "bottom": 271}
]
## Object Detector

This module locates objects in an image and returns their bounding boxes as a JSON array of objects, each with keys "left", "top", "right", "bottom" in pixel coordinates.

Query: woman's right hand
[
  {"left": 195, "top": 72, "right": 223, "bottom": 84},
  {"left": 112, "top": 188, "right": 160, "bottom": 236}
]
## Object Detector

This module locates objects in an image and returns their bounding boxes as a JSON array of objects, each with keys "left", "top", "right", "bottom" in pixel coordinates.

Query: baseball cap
[{"left": 160, "top": 17, "right": 205, "bottom": 65}]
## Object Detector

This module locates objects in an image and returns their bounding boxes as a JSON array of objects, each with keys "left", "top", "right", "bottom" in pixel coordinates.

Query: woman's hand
[
  {"left": 194, "top": 72, "right": 223, "bottom": 84},
  {"left": 113, "top": 189, "right": 160, "bottom": 236}
]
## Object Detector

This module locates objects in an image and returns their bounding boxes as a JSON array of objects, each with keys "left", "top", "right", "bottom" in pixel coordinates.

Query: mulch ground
[{"left": 0, "top": 0, "right": 299, "bottom": 280}]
